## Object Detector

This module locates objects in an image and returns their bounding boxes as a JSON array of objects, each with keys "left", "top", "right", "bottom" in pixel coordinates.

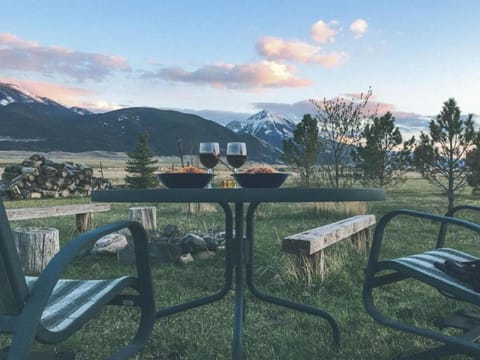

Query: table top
[{"left": 91, "top": 188, "right": 385, "bottom": 204}]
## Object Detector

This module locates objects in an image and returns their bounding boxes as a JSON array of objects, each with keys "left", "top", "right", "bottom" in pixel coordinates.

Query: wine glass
[
  {"left": 199, "top": 142, "right": 220, "bottom": 171},
  {"left": 226, "top": 142, "right": 247, "bottom": 173}
]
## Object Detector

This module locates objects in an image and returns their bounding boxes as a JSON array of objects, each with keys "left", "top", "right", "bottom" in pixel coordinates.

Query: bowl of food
[
  {"left": 232, "top": 166, "right": 289, "bottom": 188},
  {"left": 158, "top": 166, "right": 213, "bottom": 188}
]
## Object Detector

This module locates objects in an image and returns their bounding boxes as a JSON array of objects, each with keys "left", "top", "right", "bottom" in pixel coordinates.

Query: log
[
  {"left": 13, "top": 227, "right": 59, "bottom": 274},
  {"left": 1, "top": 155, "right": 111, "bottom": 200},
  {"left": 128, "top": 207, "right": 157, "bottom": 234}
]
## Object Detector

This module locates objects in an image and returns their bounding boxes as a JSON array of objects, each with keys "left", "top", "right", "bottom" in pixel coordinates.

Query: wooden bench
[
  {"left": 5, "top": 203, "right": 111, "bottom": 232},
  {"left": 282, "top": 215, "right": 376, "bottom": 276}
]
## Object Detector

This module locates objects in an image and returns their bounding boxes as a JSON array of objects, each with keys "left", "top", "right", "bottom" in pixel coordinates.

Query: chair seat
[
  {"left": 377, "top": 248, "right": 480, "bottom": 305},
  {"left": 25, "top": 275, "right": 137, "bottom": 333}
]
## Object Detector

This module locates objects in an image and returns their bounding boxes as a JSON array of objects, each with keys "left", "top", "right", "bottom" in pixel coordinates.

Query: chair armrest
[
  {"left": 20, "top": 220, "right": 152, "bottom": 332},
  {"left": 366, "top": 209, "right": 480, "bottom": 273},
  {"left": 437, "top": 205, "right": 480, "bottom": 247},
  {"left": 446, "top": 205, "right": 480, "bottom": 217}
]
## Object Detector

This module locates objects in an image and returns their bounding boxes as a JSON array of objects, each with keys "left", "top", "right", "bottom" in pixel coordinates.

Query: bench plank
[
  {"left": 283, "top": 215, "right": 376, "bottom": 255},
  {"left": 282, "top": 214, "right": 376, "bottom": 278},
  {"left": 6, "top": 203, "right": 111, "bottom": 221}
]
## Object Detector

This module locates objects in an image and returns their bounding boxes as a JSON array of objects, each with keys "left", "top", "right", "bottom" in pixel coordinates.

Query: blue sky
[{"left": 1, "top": 0, "right": 479, "bottom": 122}]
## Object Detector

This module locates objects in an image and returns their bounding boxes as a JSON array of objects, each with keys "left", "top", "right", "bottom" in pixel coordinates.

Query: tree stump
[
  {"left": 13, "top": 227, "right": 60, "bottom": 274},
  {"left": 128, "top": 207, "right": 157, "bottom": 235}
]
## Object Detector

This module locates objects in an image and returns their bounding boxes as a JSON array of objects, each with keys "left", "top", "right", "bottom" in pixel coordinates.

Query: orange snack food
[
  {"left": 164, "top": 166, "right": 207, "bottom": 174},
  {"left": 178, "top": 166, "right": 207, "bottom": 174},
  {"left": 243, "top": 166, "right": 276, "bottom": 174}
]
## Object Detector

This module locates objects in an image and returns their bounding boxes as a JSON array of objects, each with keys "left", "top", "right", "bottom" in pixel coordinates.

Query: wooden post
[
  {"left": 128, "top": 207, "right": 157, "bottom": 234},
  {"left": 76, "top": 213, "right": 92, "bottom": 232},
  {"left": 13, "top": 227, "right": 59, "bottom": 274},
  {"left": 351, "top": 228, "right": 372, "bottom": 253}
]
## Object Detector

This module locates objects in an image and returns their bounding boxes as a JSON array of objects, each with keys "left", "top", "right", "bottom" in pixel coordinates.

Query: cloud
[
  {"left": 0, "top": 77, "right": 91, "bottom": 105},
  {"left": 165, "top": 108, "right": 252, "bottom": 125},
  {"left": 142, "top": 61, "right": 312, "bottom": 89},
  {"left": 256, "top": 37, "right": 345, "bottom": 67},
  {"left": 0, "top": 33, "right": 130, "bottom": 81},
  {"left": 251, "top": 100, "right": 317, "bottom": 120},
  {"left": 350, "top": 19, "right": 368, "bottom": 38},
  {"left": 311, "top": 20, "right": 338, "bottom": 43}
]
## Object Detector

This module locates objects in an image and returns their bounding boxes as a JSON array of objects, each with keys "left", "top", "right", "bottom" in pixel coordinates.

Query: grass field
[{"left": 1, "top": 154, "right": 479, "bottom": 359}]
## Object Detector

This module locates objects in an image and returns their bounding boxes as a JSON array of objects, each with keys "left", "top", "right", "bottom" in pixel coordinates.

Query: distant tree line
[{"left": 282, "top": 91, "right": 480, "bottom": 211}]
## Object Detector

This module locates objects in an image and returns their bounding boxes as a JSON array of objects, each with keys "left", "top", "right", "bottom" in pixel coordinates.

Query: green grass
[{"left": 1, "top": 177, "right": 480, "bottom": 359}]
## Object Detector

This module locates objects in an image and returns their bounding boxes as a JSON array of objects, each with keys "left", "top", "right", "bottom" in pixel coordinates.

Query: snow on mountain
[
  {"left": 70, "top": 106, "right": 94, "bottom": 115},
  {"left": 226, "top": 110, "right": 296, "bottom": 149},
  {"left": 0, "top": 82, "right": 49, "bottom": 106},
  {"left": 0, "top": 83, "right": 91, "bottom": 115}
]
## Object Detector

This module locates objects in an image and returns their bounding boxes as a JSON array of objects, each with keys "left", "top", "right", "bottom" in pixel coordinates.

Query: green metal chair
[
  {"left": 363, "top": 206, "right": 480, "bottom": 359},
  {"left": 0, "top": 199, "right": 155, "bottom": 360}
]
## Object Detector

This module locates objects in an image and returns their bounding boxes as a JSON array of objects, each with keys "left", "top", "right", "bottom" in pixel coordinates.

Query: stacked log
[{"left": 1, "top": 154, "right": 111, "bottom": 200}]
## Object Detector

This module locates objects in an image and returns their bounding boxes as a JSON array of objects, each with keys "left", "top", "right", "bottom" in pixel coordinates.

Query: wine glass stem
[{"left": 207, "top": 168, "right": 213, "bottom": 188}]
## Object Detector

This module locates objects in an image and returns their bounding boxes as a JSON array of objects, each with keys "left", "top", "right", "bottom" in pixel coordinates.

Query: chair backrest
[{"left": 0, "top": 199, "right": 29, "bottom": 315}]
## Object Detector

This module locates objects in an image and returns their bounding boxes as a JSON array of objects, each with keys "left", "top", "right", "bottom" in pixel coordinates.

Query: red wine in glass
[
  {"left": 226, "top": 142, "right": 247, "bottom": 171},
  {"left": 199, "top": 142, "right": 220, "bottom": 170},
  {"left": 199, "top": 153, "right": 220, "bottom": 168}
]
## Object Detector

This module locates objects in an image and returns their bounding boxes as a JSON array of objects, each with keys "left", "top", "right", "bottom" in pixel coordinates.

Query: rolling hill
[{"left": 0, "top": 83, "right": 281, "bottom": 162}]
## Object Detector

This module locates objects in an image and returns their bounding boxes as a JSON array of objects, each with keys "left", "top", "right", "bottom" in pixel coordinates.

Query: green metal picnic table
[{"left": 92, "top": 187, "right": 385, "bottom": 359}]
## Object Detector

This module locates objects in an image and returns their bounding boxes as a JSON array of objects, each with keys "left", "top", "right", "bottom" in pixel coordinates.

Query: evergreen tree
[
  {"left": 466, "top": 143, "right": 480, "bottom": 194},
  {"left": 282, "top": 114, "right": 321, "bottom": 186},
  {"left": 125, "top": 132, "right": 160, "bottom": 189},
  {"left": 352, "top": 112, "right": 414, "bottom": 188},
  {"left": 413, "top": 98, "right": 476, "bottom": 210}
]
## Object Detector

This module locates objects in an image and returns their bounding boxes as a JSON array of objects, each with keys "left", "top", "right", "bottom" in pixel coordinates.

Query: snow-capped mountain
[
  {"left": 226, "top": 110, "right": 297, "bottom": 149},
  {"left": 0, "top": 83, "right": 91, "bottom": 115}
]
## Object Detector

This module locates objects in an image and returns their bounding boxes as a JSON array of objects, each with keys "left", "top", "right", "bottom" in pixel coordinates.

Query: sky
[{"left": 1, "top": 0, "right": 480, "bottom": 124}]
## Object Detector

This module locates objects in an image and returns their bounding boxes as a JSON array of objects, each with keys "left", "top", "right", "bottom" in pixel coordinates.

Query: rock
[
  {"left": 149, "top": 239, "right": 182, "bottom": 264},
  {"left": 202, "top": 235, "right": 218, "bottom": 252},
  {"left": 92, "top": 233, "right": 128, "bottom": 255},
  {"left": 193, "top": 250, "right": 215, "bottom": 260},
  {"left": 179, "top": 253, "right": 194, "bottom": 264},
  {"left": 162, "top": 224, "right": 181, "bottom": 238},
  {"left": 179, "top": 233, "right": 208, "bottom": 254},
  {"left": 118, "top": 239, "right": 182, "bottom": 265}
]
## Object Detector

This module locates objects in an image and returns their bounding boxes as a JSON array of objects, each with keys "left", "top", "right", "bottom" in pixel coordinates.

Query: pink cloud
[
  {"left": 0, "top": 77, "right": 125, "bottom": 112},
  {"left": 0, "top": 78, "right": 91, "bottom": 106},
  {"left": 341, "top": 92, "right": 394, "bottom": 114},
  {"left": 350, "top": 19, "right": 368, "bottom": 38},
  {"left": 0, "top": 33, "right": 130, "bottom": 81},
  {"left": 143, "top": 61, "right": 312, "bottom": 89},
  {"left": 311, "top": 20, "right": 338, "bottom": 43},
  {"left": 256, "top": 37, "right": 345, "bottom": 67}
]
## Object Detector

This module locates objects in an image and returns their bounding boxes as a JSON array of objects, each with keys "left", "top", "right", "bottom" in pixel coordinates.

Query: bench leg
[
  {"left": 299, "top": 250, "right": 325, "bottom": 280},
  {"left": 76, "top": 213, "right": 92, "bottom": 232},
  {"left": 351, "top": 228, "right": 371, "bottom": 253}
]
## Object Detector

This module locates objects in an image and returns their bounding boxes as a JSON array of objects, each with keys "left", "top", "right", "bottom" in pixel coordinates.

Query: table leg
[
  {"left": 155, "top": 202, "right": 234, "bottom": 318},
  {"left": 232, "top": 202, "right": 244, "bottom": 360},
  {"left": 244, "top": 202, "right": 340, "bottom": 346}
]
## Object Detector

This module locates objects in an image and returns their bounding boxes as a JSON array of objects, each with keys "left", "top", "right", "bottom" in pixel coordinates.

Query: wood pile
[{"left": 1, "top": 154, "right": 111, "bottom": 200}]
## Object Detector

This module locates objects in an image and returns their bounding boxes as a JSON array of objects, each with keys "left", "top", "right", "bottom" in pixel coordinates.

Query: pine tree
[
  {"left": 125, "top": 132, "right": 160, "bottom": 189},
  {"left": 413, "top": 98, "right": 476, "bottom": 210},
  {"left": 352, "top": 112, "right": 414, "bottom": 188},
  {"left": 282, "top": 114, "right": 321, "bottom": 186}
]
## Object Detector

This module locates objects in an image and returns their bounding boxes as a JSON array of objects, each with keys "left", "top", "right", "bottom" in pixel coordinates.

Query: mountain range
[
  {"left": 3, "top": 82, "right": 477, "bottom": 163},
  {"left": 226, "top": 110, "right": 296, "bottom": 149},
  {"left": 0, "top": 83, "right": 281, "bottom": 162}
]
